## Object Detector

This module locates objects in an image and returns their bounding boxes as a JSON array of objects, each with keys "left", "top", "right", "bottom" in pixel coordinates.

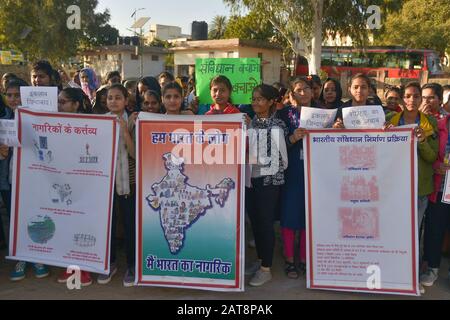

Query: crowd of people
[{"left": 1, "top": 60, "right": 450, "bottom": 293}]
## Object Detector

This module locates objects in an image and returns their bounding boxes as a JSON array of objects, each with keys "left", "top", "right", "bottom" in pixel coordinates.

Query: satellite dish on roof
[{"left": 131, "top": 17, "right": 151, "bottom": 29}]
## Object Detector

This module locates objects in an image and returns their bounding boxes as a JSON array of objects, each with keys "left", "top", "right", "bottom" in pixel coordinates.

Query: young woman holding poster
[
  {"left": 56, "top": 87, "right": 93, "bottom": 286},
  {"left": 0, "top": 79, "right": 27, "bottom": 252},
  {"left": 420, "top": 112, "right": 450, "bottom": 287},
  {"left": 333, "top": 73, "right": 375, "bottom": 129},
  {"left": 10, "top": 62, "right": 57, "bottom": 280},
  {"left": 95, "top": 84, "right": 136, "bottom": 287},
  {"left": 386, "top": 82, "right": 438, "bottom": 236},
  {"left": 4, "top": 78, "right": 53, "bottom": 281},
  {"left": 276, "top": 76, "right": 315, "bottom": 279},
  {"left": 246, "top": 84, "right": 288, "bottom": 286}
]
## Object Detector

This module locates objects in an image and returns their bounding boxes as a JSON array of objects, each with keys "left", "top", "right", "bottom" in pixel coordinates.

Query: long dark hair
[
  {"left": 6, "top": 78, "right": 29, "bottom": 91},
  {"left": 135, "top": 76, "right": 161, "bottom": 112},
  {"left": 2, "top": 78, "right": 28, "bottom": 117},
  {"left": 319, "top": 78, "right": 343, "bottom": 108},
  {"left": 92, "top": 87, "right": 109, "bottom": 114},
  {"left": 252, "top": 84, "right": 279, "bottom": 115},
  {"left": 60, "top": 87, "right": 92, "bottom": 114}
]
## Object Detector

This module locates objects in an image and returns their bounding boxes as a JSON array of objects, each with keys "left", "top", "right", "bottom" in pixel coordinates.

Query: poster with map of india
[{"left": 136, "top": 113, "right": 245, "bottom": 291}]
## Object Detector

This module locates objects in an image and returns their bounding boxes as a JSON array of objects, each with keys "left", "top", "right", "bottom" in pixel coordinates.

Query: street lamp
[{"left": 130, "top": 9, "right": 150, "bottom": 78}]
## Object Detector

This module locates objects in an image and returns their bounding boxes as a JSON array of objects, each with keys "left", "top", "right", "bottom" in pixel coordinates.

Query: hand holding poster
[
  {"left": 342, "top": 106, "right": 385, "bottom": 129},
  {"left": 136, "top": 113, "right": 245, "bottom": 291},
  {"left": 300, "top": 107, "right": 338, "bottom": 129},
  {"left": 442, "top": 170, "right": 450, "bottom": 204},
  {"left": 8, "top": 109, "right": 118, "bottom": 274},
  {"left": 0, "top": 119, "right": 20, "bottom": 147},
  {"left": 304, "top": 128, "right": 419, "bottom": 296},
  {"left": 196, "top": 58, "right": 261, "bottom": 105},
  {"left": 20, "top": 86, "right": 58, "bottom": 112}
]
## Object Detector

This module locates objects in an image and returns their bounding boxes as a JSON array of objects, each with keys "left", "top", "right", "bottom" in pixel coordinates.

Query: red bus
[{"left": 296, "top": 46, "right": 446, "bottom": 79}]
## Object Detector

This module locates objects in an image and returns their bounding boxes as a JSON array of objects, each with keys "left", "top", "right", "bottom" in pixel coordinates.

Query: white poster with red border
[
  {"left": 8, "top": 108, "right": 118, "bottom": 274},
  {"left": 304, "top": 128, "right": 419, "bottom": 296}
]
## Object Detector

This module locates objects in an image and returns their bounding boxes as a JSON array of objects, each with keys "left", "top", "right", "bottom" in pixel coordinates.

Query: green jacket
[{"left": 386, "top": 112, "right": 439, "bottom": 197}]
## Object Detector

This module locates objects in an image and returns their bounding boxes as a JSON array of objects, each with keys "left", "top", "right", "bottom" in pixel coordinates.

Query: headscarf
[{"left": 80, "top": 68, "right": 99, "bottom": 101}]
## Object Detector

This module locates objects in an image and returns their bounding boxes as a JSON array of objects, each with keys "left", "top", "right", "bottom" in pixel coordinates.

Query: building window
[
  {"left": 209, "top": 52, "right": 215, "bottom": 58},
  {"left": 104, "top": 54, "right": 108, "bottom": 60},
  {"left": 131, "top": 54, "right": 139, "bottom": 60},
  {"left": 152, "top": 55, "right": 159, "bottom": 61},
  {"left": 118, "top": 54, "right": 122, "bottom": 60},
  {"left": 227, "top": 51, "right": 234, "bottom": 58}
]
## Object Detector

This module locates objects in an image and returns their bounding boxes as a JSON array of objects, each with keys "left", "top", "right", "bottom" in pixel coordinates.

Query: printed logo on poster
[
  {"left": 33, "top": 136, "right": 53, "bottom": 163},
  {"left": 79, "top": 143, "right": 99, "bottom": 164}
]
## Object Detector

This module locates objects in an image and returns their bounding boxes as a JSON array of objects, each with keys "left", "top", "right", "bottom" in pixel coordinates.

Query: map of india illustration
[{"left": 146, "top": 153, "right": 235, "bottom": 254}]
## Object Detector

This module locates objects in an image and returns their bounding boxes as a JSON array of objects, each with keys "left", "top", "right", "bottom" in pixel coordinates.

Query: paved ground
[{"left": 1, "top": 224, "right": 450, "bottom": 300}]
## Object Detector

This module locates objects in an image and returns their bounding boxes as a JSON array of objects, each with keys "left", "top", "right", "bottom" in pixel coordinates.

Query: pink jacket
[{"left": 429, "top": 114, "right": 450, "bottom": 203}]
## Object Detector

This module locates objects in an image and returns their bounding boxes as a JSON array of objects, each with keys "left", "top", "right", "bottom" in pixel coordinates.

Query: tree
[
  {"left": 79, "top": 7, "right": 120, "bottom": 48},
  {"left": 224, "top": 11, "right": 293, "bottom": 68},
  {"left": 0, "top": 0, "right": 119, "bottom": 64},
  {"left": 208, "top": 15, "right": 228, "bottom": 40},
  {"left": 149, "top": 38, "right": 171, "bottom": 48},
  {"left": 224, "top": 12, "right": 273, "bottom": 40},
  {"left": 374, "top": 0, "right": 450, "bottom": 55},
  {"left": 224, "top": 0, "right": 402, "bottom": 74}
]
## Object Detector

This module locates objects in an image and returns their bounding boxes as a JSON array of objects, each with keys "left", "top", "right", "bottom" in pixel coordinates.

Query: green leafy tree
[
  {"left": 208, "top": 15, "right": 228, "bottom": 40},
  {"left": 0, "top": 0, "right": 119, "bottom": 64},
  {"left": 224, "top": 11, "right": 293, "bottom": 67},
  {"left": 224, "top": 12, "right": 273, "bottom": 40},
  {"left": 374, "top": 0, "right": 450, "bottom": 55},
  {"left": 224, "top": 0, "right": 402, "bottom": 74}
]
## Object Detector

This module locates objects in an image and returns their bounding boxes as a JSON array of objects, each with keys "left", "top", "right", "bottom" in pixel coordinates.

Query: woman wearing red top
[{"left": 205, "top": 76, "right": 241, "bottom": 115}]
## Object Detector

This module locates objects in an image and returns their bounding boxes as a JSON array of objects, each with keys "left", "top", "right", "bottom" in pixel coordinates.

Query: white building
[
  {"left": 81, "top": 45, "right": 168, "bottom": 80},
  {"left": 146, "top": 24, "right": 191, "bottom": 43},
  {"left": 171, "top": 39, "right": 282, "bottom": 84}
]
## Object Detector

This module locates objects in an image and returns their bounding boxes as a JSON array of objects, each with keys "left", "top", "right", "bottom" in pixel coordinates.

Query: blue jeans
[{"left": 418, "top": 196, "right": 429, "bottom": 231}]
